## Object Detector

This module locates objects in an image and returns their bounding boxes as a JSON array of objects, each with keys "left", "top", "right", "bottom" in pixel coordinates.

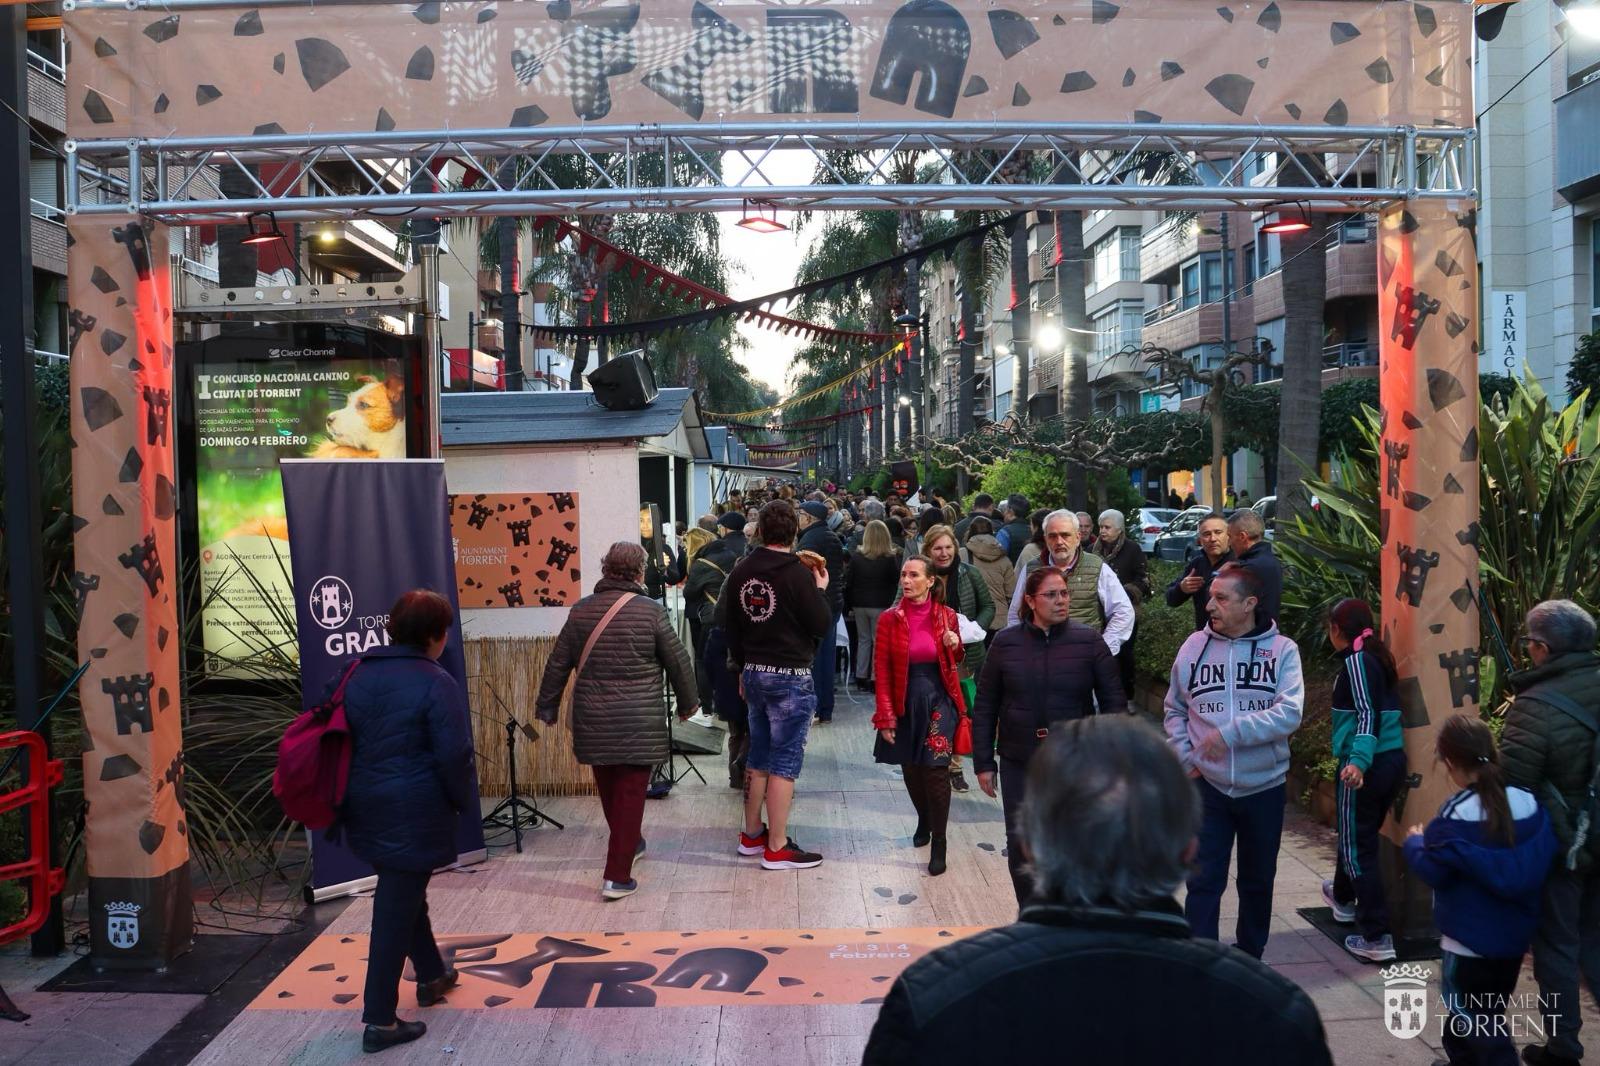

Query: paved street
[{"left": 5, "top": 688, "right": 1591, "bottom": 1064}]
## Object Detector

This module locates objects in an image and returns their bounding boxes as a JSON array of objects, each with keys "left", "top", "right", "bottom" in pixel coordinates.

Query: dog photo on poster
[{"left": 449, "top": 493, "right": 582, "bottom": 609}]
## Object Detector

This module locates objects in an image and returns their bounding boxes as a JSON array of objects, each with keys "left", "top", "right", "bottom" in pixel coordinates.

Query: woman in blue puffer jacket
[{"left": 341, "top": 589, "right": 476, "bottom": 1055}]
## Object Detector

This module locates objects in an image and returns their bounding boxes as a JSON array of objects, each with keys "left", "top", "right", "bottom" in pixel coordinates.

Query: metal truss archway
[{"left": 68, "top": 119, "right": 1473, "bottom": 222}]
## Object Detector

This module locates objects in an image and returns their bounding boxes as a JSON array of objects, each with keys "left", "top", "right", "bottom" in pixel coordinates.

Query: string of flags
[
  {"left": 703, "top": 341, "right": 907, "bottom": 420},
  {"left": 521, "top": 212, "right": 1018, "bottom": 350}
]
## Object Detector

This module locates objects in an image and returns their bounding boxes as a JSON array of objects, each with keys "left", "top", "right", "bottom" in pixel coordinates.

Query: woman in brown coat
[{"left": 536, "top": 542, "right": 698, "bottom": 901}]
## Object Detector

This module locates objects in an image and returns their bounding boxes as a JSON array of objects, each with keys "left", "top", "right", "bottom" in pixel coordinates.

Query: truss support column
[{"left": 1375, "top": 198, "right": 1479, "bottom": 941}]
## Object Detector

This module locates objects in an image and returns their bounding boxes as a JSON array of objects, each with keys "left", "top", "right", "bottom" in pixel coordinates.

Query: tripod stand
[{"left": 476, "top": 680, "right": 563, "bottom": 853}]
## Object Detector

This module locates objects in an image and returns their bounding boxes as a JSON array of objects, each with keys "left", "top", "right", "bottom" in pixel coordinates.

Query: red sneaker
[
  {"left": 738, "top": 825, "right": 768, "bottom": 856},
  {"left": 761, "top": 838, "right": 823, "bottom": 870}
]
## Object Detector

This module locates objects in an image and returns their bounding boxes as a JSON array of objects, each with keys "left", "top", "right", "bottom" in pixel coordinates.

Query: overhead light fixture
[
  {"left": 239, "top": 212, "right": 289, "bottom": 246},
  {"left": 995, "top": 343, "right": 1011, "bottom": 356},
  {"left": 897, "top": 395, "right": 913, "bottom": 407},
  {"left": 1567, "top": 0, "right": 1600, "bottom": 38},
  {"left": 1260, "top": 205, "right": 1313, "bottom": 235},
  {"left": 318, "top": 226, "right": 339, "bottom": 244},
  {"left": 736, "top": 199, "right": 788, "bottom": 234}
]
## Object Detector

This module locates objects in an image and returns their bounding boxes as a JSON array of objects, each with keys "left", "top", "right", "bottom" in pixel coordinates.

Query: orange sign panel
[{"left": 449, "top": 492, "right": 581, "bottom": 610}]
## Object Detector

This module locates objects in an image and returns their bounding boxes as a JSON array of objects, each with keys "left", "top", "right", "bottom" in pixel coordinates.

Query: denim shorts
[{"left": 743, "top": 668, "right": 816, "bottom": 780}]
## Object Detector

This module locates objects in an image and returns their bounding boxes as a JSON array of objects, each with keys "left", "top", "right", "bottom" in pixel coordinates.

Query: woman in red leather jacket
[{"left": 873, "top": 555, "right": 968, "bottom": 876}]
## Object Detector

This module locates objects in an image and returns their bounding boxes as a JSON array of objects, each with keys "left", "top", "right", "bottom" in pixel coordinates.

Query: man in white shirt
[{"left": 1006, "top": 509, "right": 1133, "bottom": 654}]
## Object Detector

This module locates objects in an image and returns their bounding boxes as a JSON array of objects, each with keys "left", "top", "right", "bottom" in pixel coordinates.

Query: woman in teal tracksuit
[{"left": 1319, "top": 599, "right": 1408, "bottom": 963}]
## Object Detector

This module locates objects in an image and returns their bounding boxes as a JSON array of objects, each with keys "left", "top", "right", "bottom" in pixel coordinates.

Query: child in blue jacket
[
  {"left": 1321, "top": 599, "right": 1408, "bottom": 963},
  {"left": 1404, "top": 714, "right": 1556, "bottom": 1066}
]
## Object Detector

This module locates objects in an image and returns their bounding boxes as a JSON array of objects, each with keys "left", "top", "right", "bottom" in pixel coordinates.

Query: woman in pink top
[{"left": 873, "top": 556, "right": 967, "bottom": 875}]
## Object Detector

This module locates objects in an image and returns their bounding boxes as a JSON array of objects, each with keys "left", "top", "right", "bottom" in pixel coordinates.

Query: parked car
[
  {"left": 1251, "top": 494, "right": 1319, "bottom": 540},
  {"left": 1152, "top": 505, "right": 1216, "bottom": 562},
  {"left": 1133, "top": 507, "right": 1179, "bottom": 554}
]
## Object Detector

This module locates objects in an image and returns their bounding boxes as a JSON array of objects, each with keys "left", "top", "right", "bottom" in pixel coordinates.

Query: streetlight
[
  {"left": 1037, "top": 323, "right": 1064, "bottom": 351},
  {"left": 995, "top": 343, "right": 1011, "bottom": 356},
  {"left": 897, "top": 394, "right": 912, "bottom": 407},
  {"left": 1567, "top": 0, "right": 1600, "bottom": 37}
]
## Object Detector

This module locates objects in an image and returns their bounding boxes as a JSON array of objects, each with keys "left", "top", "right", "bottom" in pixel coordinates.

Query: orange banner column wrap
[
  {"left": 66, "top": 216, "right": 193, "bottom": 967},
  {"left": 1376, "top": 200, "right": 1480, "bottom": 937}
]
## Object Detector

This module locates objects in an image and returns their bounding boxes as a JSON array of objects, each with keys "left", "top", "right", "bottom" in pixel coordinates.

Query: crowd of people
[{"left": 328, "top": 482, "right": 1600, "bottom": 1065}]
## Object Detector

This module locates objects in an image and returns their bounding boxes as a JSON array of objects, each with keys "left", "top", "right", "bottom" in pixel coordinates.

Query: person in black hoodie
[
  {"left": 796, "top": 500, "right": 847, "bottom": 723},
  {"left": 1165, "top": 513, "right": 1233, "bottom": 631},
  {"left": 972, "top": 564, "right": 1126, "bottom": 904},
  {"left": 724, "top": 500, "right": 834, "bottom": 870}
]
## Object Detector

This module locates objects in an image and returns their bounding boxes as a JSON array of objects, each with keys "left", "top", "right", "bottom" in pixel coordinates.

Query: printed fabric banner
[
  {"left": 280, "top": 459, "right": 486, "bottom": 896},
  {"left": 67, "top": 215, "right": 193, "bottom": 969},
  {"left": 450, "top": 492, "right": 583, "bottom": 609},
  {"left": 66, "top": 0, "right": 1472, "bottom": 140}
]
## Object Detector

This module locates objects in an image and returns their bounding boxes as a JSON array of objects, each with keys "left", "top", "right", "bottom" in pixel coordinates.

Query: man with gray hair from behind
[
  {"left": 862, "top": 716, "right": 1332, "bottom": 1064},
  {"left": 1501, "top": 599, "right": 1600, "bottom": 1066},
  {"left": 846, "top": 497, "right": 886, "bottom": 553}
]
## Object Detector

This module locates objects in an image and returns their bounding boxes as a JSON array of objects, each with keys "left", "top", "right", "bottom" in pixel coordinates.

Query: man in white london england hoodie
[{"left": 1164, "top": 563, "right": 1305, "bottom": 959}]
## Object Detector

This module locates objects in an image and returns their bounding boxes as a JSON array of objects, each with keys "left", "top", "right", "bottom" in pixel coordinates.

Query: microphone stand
[{"left": 472, "top": 677, "right": 563, "bottom": 852}]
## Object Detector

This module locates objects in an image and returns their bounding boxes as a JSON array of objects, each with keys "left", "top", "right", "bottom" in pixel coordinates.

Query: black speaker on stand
[{"left": 587, "top": 350, "right": 659, "bottom": 410}]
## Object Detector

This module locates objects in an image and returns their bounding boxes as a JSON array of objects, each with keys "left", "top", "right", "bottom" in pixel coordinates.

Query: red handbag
[
  {"left": 954, "top": 710, "right": 973, "bottom": 756},
  {"left": 940, "top": 608, "right": 974, "bottom": 756}
]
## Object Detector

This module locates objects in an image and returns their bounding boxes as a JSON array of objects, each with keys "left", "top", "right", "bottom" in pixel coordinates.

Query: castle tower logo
[
  {"left": 105, "top": 900, "right": 142, "bottom": 950},
  {"left": 1381, "top": 963, "right": 1432, "bottom": 1039}
]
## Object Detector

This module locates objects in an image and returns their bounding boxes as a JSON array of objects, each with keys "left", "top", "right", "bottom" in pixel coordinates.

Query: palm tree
[
  {"left": 1054, "top": 206, "right": 1091, "bottom": 510},
  {"left": 1275, "top": 155, "right": 1331, "bottom": 526}
]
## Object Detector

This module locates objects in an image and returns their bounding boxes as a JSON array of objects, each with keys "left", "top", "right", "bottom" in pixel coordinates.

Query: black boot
[
  {"left": 363, "top": 1018, "right": 426, "bottom": 1054},
  {"left": 912, "top": 821, "right": 931, "bottom": 848},
  {"left": 928, "top": 837, "right": 947, "bottom": 876}
]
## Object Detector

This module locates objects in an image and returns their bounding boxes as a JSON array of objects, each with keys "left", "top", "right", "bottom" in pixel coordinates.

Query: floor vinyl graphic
[{"left": 251, "top": 927, "right": 982, "bottom": 1010}]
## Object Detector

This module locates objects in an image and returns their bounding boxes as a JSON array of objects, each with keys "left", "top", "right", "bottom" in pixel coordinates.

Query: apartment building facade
[{"left": 1477, "top": 1, "right": 1600, "bottom": 397}]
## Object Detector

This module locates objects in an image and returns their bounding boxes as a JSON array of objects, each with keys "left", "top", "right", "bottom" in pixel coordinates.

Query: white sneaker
[
  {"left": 601, "top": 878, "right": 638, "bottom": 900},
  {"left": 685, "top": 711, "right": 720, "bottom": 729},
  {"left": 1321, "top": 879, "right": 1356, "bottom": 924}
]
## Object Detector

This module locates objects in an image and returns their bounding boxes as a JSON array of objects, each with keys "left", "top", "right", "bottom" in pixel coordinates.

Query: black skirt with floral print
[{"left": 873, "top": 662, "right": 959, "bottom": 769}]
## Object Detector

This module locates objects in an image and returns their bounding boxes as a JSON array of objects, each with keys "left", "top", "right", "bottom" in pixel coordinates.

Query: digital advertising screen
[{"left": 178, "top": 326, "right": 422, "bottom": 674}]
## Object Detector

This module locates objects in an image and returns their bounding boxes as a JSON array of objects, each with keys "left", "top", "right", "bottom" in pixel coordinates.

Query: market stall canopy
[{"left": 442, "top": 388, "right": 710, "bottom": 459}]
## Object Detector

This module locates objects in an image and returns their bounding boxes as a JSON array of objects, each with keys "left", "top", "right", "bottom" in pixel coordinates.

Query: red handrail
[{"left": 0, "top": 731, "right": 66, "bottom": 946}]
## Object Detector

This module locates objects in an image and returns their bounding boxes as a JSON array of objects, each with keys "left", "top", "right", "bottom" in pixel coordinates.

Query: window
[
  {"left": 1242, "top": 244, "right": 1256, "bottom": 295},
  {"left": 1119, "top": 228, "right": 1141, "bottom": 281},
  {"left": 1256, "top": 230, "right": 1282, "bottom": 276},
  {"left": 1592, "top": 220, "right": 1600, "bottom": 334},
  {"left": 1090, "top": 234, "right": 1118, "bottom": 295},
  {"left": 1202, "top": 254, "right": 1224, "bottom": 302},
  {"left": 1181, "top": 263, "right": 1201, "bottom": 310}
]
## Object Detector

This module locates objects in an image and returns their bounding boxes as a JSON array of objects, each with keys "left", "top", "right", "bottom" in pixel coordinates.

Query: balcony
[
  {"left": 30, "top": 200, "right": 66, "bottom": 276},
  {"left": 1140, "top": 212, "right": 1225, "bottom": 285},
  {"left": 1141, "top": 292, "right": 1254, "bottom": 354},
  {"left": 1323, "top": 342, "right": 1376, "bottom": 368},
  {"left": 476, "top": 322, "right": 505, "bottom": 352},
  {"left": 306, "top": 218, "right": 407, "bottom": 277},
  {"left": 1556, "top": 75, "right": 1600, "bottom": 203},
  {"left": 26, "top": 47, "right": 66, "bottom": 133}
]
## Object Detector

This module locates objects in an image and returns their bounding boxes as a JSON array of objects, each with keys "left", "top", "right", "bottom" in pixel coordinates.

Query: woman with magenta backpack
[{"left": 340, "top": 589, "right": 475, "bottom": 1054}]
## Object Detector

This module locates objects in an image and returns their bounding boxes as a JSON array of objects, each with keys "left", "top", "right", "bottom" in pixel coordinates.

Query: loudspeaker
[
  {"left": 672, "top": 719, "right": 725, "bottom": 756},
  {"left": 587, "top": 351, "right": 658, "bottom": 411}
]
